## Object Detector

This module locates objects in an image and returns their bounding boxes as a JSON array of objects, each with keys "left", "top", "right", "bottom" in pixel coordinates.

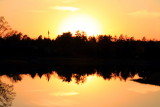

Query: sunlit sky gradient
[{"left": 1, "top": 0, "right": 160, "bottom": 39}]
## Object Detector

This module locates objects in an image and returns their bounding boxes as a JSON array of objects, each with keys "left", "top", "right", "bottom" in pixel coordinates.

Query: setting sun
[
  {"left": 58, "top": 14, "right": 102, "bottom": 36},
  {"left": 1, "top": 0, "right": 160, "bottom": 107},
  {"left": 1, "top": 0, "right": 160, "bottom": 39}
]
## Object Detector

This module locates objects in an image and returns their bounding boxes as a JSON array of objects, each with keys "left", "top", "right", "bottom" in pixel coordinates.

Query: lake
[{"left": 0, "top": 68, "right": 160, "bottom": 107}]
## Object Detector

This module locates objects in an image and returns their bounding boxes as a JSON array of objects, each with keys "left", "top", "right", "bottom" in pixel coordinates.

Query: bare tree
[
  {"left": 0, "top": 16, "right": 11, "bottom": 36},
  {"left": 0, "top": 80, "right": 16, "bottom": 107}
]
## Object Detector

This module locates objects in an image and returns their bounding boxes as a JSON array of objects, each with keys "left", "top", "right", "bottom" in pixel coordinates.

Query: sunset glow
[
  {"left": 1, "top": 0, "right": 160, "bottom": 106},
  {"left": 2, "top": 73, "right": 160, "bottom": 107},
  {"left": 1, "top": 0, "right": 160, "bottom": 39},
  {"left": 58, "top": 15, "right": 102, "bottom": 36}
]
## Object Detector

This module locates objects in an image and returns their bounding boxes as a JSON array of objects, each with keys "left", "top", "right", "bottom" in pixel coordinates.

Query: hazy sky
[{"left": 1, "top": 0, "right": 160, "bottom": 39}]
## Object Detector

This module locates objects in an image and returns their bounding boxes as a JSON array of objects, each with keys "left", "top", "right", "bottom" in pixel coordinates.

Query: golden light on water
[
  {"left": 1, "top": 72, "right": 160, "bottom": 107},
  {"left": 58, "top": 14, "right": 102, "bottom": 36},
  {"left": 86, "top": 75, "right": 94, "bottom": 81}
]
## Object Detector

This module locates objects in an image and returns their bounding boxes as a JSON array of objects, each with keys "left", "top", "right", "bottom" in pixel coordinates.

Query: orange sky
[{"left": 1, "top": 0, "right": 160, "bottom": 39}]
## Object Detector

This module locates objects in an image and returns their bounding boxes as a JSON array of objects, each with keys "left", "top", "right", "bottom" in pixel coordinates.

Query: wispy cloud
[
  {"left": 128, "top": 84, "right": 160, "bottom": 94},
  {"left": 51, "top": 91, "right": 79, "bottom": 96},
  {"left": 128, "top": 10, "right": 160, "bottom": 17},
  {"left": 50, "top": 6, "right": 80, "bottom": 12}
]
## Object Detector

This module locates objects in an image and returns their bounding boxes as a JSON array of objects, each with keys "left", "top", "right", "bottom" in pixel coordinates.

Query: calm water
[{"left": 0, "top": 72, "right": 160, "bottom": 107}]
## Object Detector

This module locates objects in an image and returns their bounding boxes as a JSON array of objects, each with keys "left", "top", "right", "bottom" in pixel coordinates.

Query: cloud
[
  {"left": 51, "top": 91, "right": 79, "bottom": 96},
  {"left": 128, "top": 84, "right": 160, "bottom": 94},
  {"left": 50, "top": 6, "right": 80, "bottom": 11},
  {"left": 128, "top": 10, "right": 160, "bottom": 17}
]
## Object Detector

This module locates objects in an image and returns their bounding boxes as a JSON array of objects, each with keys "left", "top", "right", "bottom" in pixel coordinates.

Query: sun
[{"left": 58, "top": 14, "right": 102, "bottom": 36}]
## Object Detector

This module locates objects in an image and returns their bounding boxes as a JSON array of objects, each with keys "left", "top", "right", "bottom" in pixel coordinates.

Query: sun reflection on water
[{"left": 0, "top": 72, "right": 160, "bottom": 107}]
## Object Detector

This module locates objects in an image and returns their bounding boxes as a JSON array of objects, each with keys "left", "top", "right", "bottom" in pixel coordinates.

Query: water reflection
[
  {"left": 0, "top": 64, "right": 160, "bottom": 85},
  {"left": 1, "top": 72, "right": 160, "bottom": 107},
  {"left": 0, "top": 64, "right": 159, "bottom": 86},
  {"left": 0, "top": 63, "right": 160, "bottom": 107},
  {"left": 0, "top": 80, "right": 16, "bottom": 107},
  {"left": 1, "top": 66, "right": 137, "bottom": 83}
]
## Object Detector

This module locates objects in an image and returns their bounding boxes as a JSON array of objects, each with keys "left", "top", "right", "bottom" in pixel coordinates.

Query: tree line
[
  {"left": 0, "top": 30, "right": 160, "bottom": 60},
  {"left": 0, "top": 16, "right": 160, "bottom": 60}
]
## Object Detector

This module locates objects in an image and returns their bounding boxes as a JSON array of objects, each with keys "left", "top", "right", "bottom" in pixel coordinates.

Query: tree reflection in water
[
  {"left": 0, "top": 64, "right": 160, "bottom": 86},
  {"left": 0, "top": 80, "right": 16, "bottom": 107},
  {"left": 1, "top": 65, "right": 138, "bottom": 83}
]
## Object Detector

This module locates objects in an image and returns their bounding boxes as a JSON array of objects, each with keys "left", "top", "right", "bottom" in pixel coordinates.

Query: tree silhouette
[
  {"left": 0, "top": 16, "right": 11, "bottom": 36},
  {"left": 0, "top": 16, "right": 160, "bottom": 70},
  {"left": 0, "top": 80, "right": 16, "bottom": 107}
]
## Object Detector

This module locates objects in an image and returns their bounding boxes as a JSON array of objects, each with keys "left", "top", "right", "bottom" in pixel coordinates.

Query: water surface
[{"left": 0, "top": 72, "right": 160, "bottom": 107}]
